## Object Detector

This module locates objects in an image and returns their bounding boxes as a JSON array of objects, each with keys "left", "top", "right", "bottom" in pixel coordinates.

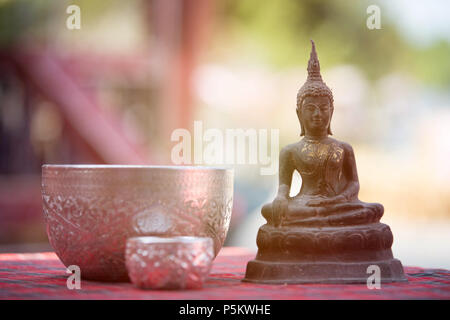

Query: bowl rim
[{"left": 42, "top": 164, "right": 233, "bottom": 171}]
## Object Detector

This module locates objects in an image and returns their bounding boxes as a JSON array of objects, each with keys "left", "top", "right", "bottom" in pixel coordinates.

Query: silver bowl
[{"left": 41, "top": 165, "right": 233, "bottom": 281}]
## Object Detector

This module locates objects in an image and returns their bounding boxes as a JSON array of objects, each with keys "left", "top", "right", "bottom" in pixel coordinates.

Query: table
[{"left": 0, "top": 247, "right": 449, "bottom": 299}]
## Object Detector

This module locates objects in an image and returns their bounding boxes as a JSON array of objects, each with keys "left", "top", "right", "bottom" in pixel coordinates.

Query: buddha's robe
[{"left": 262, "top": 138, "right": 384, "bottom": 227}]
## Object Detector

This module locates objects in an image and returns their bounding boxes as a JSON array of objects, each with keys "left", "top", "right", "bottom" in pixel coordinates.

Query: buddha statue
[{"left": 244, "top": 40, "right": 406, "bottom": 284}]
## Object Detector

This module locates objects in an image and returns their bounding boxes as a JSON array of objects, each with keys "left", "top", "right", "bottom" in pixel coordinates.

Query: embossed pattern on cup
[
  {"left": 41, "top": 165, "right": 234, "bottom": 281},
  {"left": 125, "top": 236, "right": 214, "bottom": 289}
]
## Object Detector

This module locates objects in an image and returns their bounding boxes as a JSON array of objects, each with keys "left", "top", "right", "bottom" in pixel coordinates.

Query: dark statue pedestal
[
  {"left": 243, "top": 223, "right": 407, "bottom": 284},
  {"left": 244, "top": 259, "right": 406, "bottom": 284}
]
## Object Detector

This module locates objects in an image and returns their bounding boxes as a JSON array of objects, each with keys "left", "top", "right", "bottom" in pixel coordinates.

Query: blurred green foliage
[
  {"left": 0, "top": 0, "right": 448, "bottom": 88},
  {"left": 216, "top": 0, "right": 450, "bottom": 88},
  {"left": 0, "top": 0, "right": 51, "bottom": 46},
  {"left": 409, "top": 41, "right": 450, "bottom": 87},
  {"left": 0, "top": 0, "right": 123, "bottom": 47}
]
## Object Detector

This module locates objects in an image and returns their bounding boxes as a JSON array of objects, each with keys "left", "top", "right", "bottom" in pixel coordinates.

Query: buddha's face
[{"left": 298, "top": 95, "right": 332, "bottom": 135}]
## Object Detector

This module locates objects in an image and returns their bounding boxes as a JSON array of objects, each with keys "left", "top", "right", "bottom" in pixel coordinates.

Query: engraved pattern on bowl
[{"left": 41, "top": 165, "right": 234, "bottom": 281}]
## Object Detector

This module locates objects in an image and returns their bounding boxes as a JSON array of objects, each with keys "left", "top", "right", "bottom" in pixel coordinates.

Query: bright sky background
[{"left": 382, "top": 0, "right": 450, "bottom": 46}]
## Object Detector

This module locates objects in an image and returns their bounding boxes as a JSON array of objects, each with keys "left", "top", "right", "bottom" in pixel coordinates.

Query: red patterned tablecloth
[{"left": 0, "top": 247, "right": 449, "bottom": 300}]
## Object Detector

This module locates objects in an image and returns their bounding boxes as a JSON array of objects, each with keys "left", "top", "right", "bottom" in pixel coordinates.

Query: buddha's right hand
[{"left": 272, "top": 196, "right": 288, "bottom": 227}]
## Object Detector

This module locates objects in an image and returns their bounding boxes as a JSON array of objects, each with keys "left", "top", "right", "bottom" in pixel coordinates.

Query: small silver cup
[{"left": 125, "top": 236, "right": 214, "bottom": 289}]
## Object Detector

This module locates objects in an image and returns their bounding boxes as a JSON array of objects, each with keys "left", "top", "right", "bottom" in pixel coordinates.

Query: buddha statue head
[{"left": 296, "top": 40, "right": 334, "bottom": 137}]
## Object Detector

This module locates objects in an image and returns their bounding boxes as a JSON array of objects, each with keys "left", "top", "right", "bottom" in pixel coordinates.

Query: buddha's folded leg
[
  {"left": 326, "top": 204, "right": 383, "bottom": 225},
  {"left": 286, "top": 202, "right": 319, "bottom": 219},
  {"left": 316, "top": 201, "right": 384, "bottom": 217},
  {"left": 262, "top": 201, "right": 318, "bottom": 224},
  {"left": 283, "top": 201, "right": 384, "bottom": 227},
  {"left": 282, "top": 200, "right": 354, "bottom": 224}
]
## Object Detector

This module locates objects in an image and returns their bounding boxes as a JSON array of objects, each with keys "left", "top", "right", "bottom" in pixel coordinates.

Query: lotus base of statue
[{"left": 243, "top": 223, "right": 407, "bottom": 284}]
